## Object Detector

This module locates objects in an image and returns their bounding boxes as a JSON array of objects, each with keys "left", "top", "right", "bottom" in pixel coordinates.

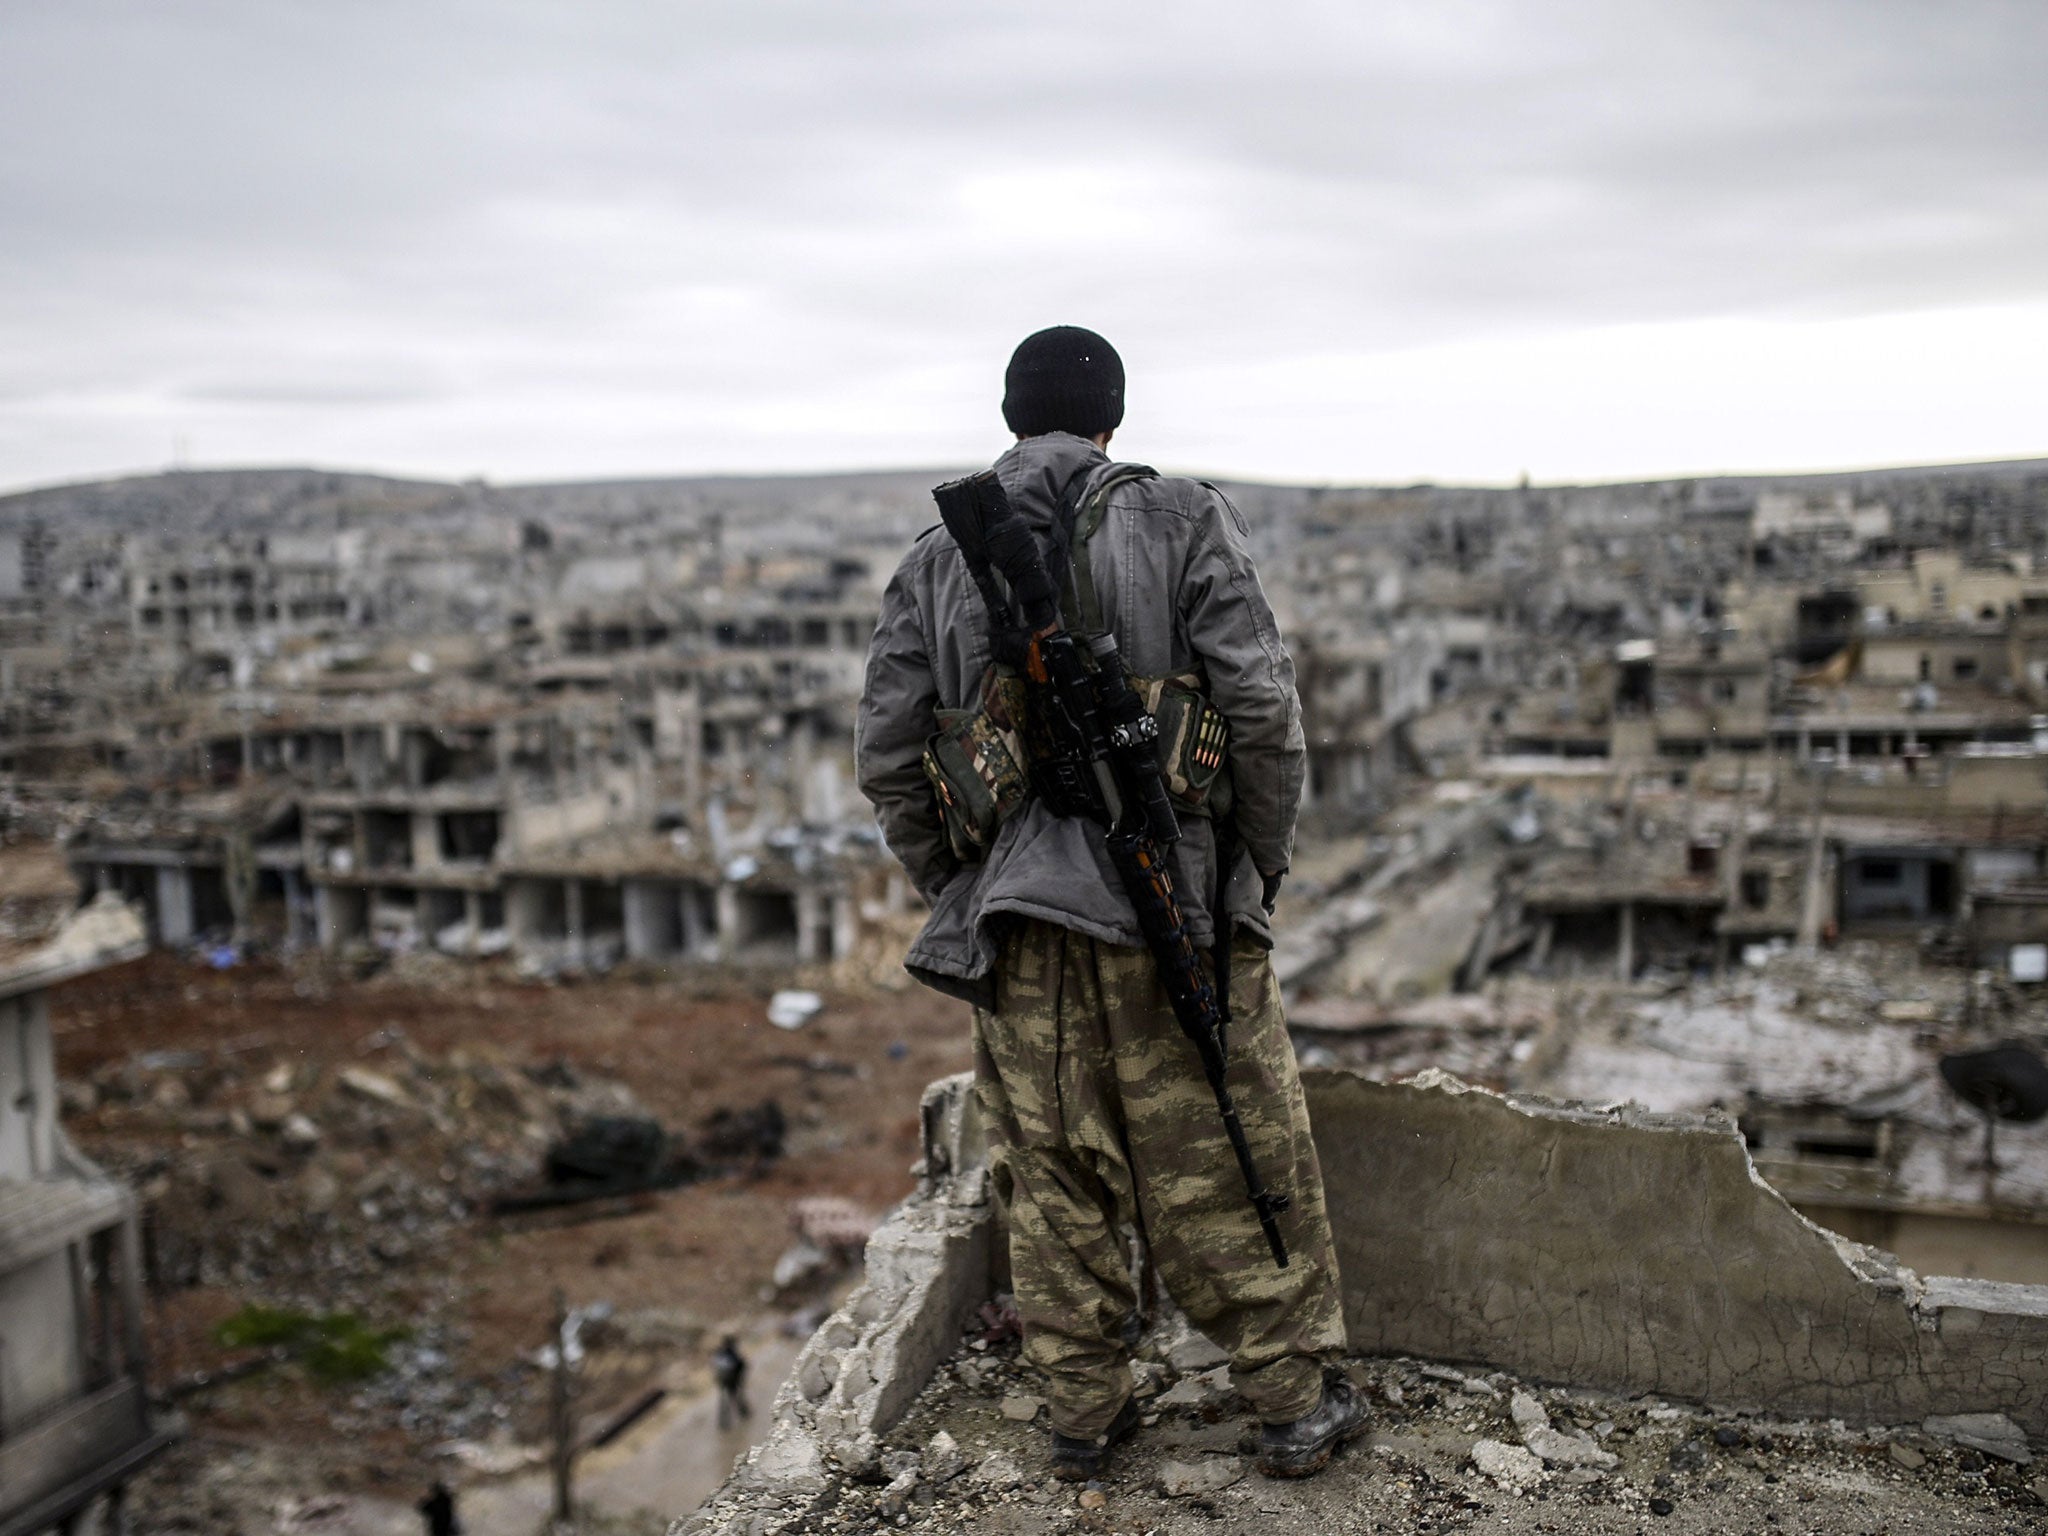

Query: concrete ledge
[{"left": 1309, "top": 1067, "right": 2048, "bottom": 1436}]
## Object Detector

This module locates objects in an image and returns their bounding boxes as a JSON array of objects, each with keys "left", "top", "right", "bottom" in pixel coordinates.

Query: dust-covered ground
[
  {"left": 690, "top": 1325, "right": 2048, "bottom": 1536},
  {"left": 49, "top": 947, "right": 972, "bottom": 1526}
]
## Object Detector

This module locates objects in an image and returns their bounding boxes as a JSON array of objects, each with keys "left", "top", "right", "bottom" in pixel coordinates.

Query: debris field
[
  {"left": 684, "top": 1314, "right": 2048, "bottom": 1536},
  {"left": 48, "top": 946, "right": 971, "bottom": 1519}
]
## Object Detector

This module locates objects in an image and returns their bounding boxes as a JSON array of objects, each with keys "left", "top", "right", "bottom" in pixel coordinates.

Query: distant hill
[
  {"left": 5, "top": 455, "right": 2043, "bottom": 542},
  {"left": 0, "top": 467, "right": 462, "bottom": 536}
]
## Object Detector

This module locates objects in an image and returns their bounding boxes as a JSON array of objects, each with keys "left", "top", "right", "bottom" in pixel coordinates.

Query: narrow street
[{"left": 332, "top": 1329, "right": 802, "bottom": 1534}]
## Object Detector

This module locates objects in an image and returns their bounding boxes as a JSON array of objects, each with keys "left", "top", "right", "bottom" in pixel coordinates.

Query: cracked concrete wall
[{"left": 1308, "top": 1069, "right": 2048, "bottom": 1437}]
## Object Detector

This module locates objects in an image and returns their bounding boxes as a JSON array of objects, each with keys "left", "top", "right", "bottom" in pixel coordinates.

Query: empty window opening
[
  {"left": 438, "top": 811, "right": 501, "bottom": 863},
  {"left": 730, "top": 889, "right": 799, "bottom": 959},
  {"left": 1793, "top": 1135, "right": 1879, "bottom": 1161},
  {"left": 362, "top": 810, "right": 412, "bottom": 871}
]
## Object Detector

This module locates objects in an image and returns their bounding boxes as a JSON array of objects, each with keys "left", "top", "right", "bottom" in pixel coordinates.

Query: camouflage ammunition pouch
[
  {"left": 922, "top": 665, "right": 1032, "bottom": 863},
  {"left": 927, "top": 463, "right": 1236, "bottom": 861},
  {"left": 1132, "top": 671, "right": 1234, "bottom": 820},
  {"left": 925, "top": 663, "right": 1233, "bottom": 863}
]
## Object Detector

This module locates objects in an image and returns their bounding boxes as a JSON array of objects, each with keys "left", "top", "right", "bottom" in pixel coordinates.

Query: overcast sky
[{"left": 2, "top": 0, "right": 2044, "bottom": 491}]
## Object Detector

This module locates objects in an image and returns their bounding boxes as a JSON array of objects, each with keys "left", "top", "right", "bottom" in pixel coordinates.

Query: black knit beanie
[{"left": 1001, "top": 326, "right": 1125, "bottom": 438}]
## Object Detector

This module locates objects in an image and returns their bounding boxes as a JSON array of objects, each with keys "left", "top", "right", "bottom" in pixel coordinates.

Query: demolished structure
[
  {"left": 6, "top": 461, "right": 2048, "bottom": 1274},
  {"left": 0, "top": 856, "right": 166, "bottom": 1536},
  {"left": 3, "top": 469, "right": 918, "bottom": 977},
  {"left": 3, "top": 457, "right": 2048, "bottom": 1524}
]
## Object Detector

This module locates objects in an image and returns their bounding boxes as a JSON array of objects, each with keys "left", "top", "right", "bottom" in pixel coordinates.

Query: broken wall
[
  {"left": 504, "top": 767, "right": 637, "bottom": 854},
  {"left": 1309, "top": 1071, "right": 2048, "bottom": 1436}
]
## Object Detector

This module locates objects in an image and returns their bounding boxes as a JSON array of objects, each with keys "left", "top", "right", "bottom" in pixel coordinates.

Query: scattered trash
[
  {"left": 973, "top": 1295, "right": 1022, "bottom": 1346},
  {"left": 781, "top": 1304, "right": 830, "bottom": 1337},
  {"left": 770, "top": 1239, "right": 831, "bottom": 1291},
  {"left": 791, "top": 1194, "right": 876, "bottom": 1255},
  {"left": 434, "top": 1435, "right": 546, "bottom": 1475},
  {"left": 273, "top": 1493, "right": 351, "bottom": 1531},
  {"left": 767, "top": 989, "right": 823, "bottom": 1029},
  {"left": 136, "top": 1049, "right": 208, "bottom": 1073},
  {"left": 337, "top": 1066, "right": 409, "bottom": 1107}
]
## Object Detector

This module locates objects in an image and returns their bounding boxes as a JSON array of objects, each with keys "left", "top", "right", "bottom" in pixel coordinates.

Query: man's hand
[{"left": 1260, "top": 869, "right": 1284, "bottom": 915}]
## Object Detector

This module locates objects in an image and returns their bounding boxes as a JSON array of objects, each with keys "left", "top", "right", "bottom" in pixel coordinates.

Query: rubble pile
[
  {"left": 85, "top": 1040, "right": 610, "bottom": 1292},
  {"left": 683, "top": 1321, "right": 2048, "bottom": 1536},
  {"left": 81, "top": 1036, "right": 804, "bottom": 1306}
]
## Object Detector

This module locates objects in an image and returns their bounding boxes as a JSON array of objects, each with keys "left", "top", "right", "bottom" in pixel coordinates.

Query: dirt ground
[{"left": 50, "top": 948, "right": 972, "bottom": 1521}]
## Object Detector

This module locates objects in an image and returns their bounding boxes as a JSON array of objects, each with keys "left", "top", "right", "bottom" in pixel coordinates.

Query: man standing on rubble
[{"left": 856, "top": 327, "right": 1357, "bottom": 1480}]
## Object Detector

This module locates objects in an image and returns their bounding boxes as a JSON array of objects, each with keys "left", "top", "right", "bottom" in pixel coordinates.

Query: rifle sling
[
  {"left": 1056, "top": 464, "right": 1157, "bottom": 642},
  {"left": 1051, "top": 460, "right": 1238, "bottom": 1003}
]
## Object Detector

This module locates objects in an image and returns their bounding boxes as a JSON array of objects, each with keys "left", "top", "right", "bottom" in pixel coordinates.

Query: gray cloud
[{"left": 1, "top": 0, "right": 2044, "bottom": 489}]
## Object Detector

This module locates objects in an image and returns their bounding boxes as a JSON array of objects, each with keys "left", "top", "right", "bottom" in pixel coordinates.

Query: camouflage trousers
[{"left": 972, "top": 918, "right": 1347, "bottom": 1439}]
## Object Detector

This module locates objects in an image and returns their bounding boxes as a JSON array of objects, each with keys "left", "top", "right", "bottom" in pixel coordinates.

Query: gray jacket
[{"left": 855, "top": 432, "right": 1306, "bottom": 1006}]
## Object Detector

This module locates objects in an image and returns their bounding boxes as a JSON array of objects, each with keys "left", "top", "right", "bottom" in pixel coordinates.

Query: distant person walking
[
  {"left": 712, "top": 1335, "right": 750, "bottom": 1430},
  {"left": 417, "top": 1480, "right": 460, "bottom": 1536}
]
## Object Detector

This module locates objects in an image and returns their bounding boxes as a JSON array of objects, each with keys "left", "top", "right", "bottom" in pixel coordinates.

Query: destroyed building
[
  {"left": 3, "top": 458, "right": 2048, "bottom": 1527},
  {"left": 0, "top": 855, "right": 166, "bottom": 1536},
  {"left": 3, "top": 471, "right": 909, "bottom": 978}
]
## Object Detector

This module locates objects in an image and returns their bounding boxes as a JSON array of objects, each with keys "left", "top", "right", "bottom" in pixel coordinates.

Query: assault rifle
[{"left": 932, "top": 469, "right": 1292, "bottom": 1268}]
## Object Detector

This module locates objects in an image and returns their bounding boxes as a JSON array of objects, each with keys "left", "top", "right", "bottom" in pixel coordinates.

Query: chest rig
[{"left": 921, "top": 464, "right": 1234, "bottom": 866}]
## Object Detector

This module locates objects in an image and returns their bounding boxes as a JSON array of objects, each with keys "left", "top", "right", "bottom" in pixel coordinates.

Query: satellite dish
[{"left": 1940, "top": 1043, "right": 2048, "bottom": 1124}]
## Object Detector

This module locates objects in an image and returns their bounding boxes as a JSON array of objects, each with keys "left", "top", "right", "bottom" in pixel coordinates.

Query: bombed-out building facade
[{"left": 1, "top": 472, "right": 913, "bottom": 983}]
